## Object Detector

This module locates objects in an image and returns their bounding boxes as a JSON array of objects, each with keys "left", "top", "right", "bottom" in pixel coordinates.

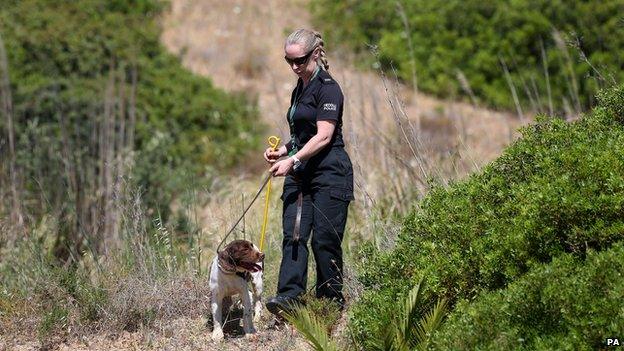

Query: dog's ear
[
  {"left": 217, "top": 249, "right": 227, "bottom": 262},
  {"left": 218, "top": 245, "right": 236, "bottom": 265}
]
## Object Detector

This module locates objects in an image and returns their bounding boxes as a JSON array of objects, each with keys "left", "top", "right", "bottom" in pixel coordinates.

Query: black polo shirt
[{"left": 287, "top": 68, "right": 344, "bottom": 152}]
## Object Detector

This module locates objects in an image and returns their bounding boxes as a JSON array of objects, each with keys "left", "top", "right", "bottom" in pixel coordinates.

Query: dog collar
[{"left": 218, "top": 258, "right": 252, "bottom": 281}]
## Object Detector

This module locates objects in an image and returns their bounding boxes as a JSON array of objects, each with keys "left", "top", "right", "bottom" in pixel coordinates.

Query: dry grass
[
  {"left": 0, "top": 177, "right": 308, "bottom": 350},
  {"left": 1, "top": 1, "right": 529, "bottom": 350}
]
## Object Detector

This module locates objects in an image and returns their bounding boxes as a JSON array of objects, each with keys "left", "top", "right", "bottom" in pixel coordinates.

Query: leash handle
[
  {"left": 260, "top": 136, "right": 281, "bottom": 251},
  {"left": 267, "top": 135, "right": 280, "bottom": 151}
]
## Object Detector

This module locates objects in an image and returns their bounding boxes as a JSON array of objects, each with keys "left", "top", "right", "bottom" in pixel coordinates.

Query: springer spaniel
[{"left": 209, "top": 240, "right": 264, "bottom": 341}]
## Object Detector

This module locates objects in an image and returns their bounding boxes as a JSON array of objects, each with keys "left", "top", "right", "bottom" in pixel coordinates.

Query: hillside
[
  {"left": 1, "top": 0, "right": 574, "bottom": 350},
  {"left": 160, "top": 0, "right": 522, "bottom": 238},
  {"left": 311, "top": 0, "right": 624, "bottom": 115},
  {"left": 0, "top": 0, "right": 261, "bottom": 248},
  {"left": 350, "top": 85, "right": 624, "bottom": 349}
]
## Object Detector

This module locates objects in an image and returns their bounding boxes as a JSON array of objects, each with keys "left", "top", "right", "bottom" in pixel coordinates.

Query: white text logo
[{"left": 323, "top": 103, "right": 337, "bottom": 111}]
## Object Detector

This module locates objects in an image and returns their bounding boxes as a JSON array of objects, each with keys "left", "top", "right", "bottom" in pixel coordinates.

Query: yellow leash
[{"left": 259, "top": 136, "right": 280, "bottom": 251}]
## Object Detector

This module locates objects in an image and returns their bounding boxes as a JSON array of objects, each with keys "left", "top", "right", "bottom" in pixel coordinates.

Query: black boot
[{"left": 266, "top": 295, "right": 302, "bottom": 316}]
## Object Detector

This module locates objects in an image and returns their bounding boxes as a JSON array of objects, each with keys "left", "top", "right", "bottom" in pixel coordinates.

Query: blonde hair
[{"left": 285, "top": 29, "right": 329, "bottom": 71}]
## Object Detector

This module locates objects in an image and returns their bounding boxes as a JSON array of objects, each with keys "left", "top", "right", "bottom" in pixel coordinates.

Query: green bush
[
  {"left": 349, "top": 85, "right": 624, "bottom": 347},
  {"left": 430, "top": 243, "right": 624, "bottom": 350},
  {"left": 0, "top": 0, "right": 262, "bottom": 224},
  {"left": 311, "top": 0, "right": 624, "bottom": 111}
]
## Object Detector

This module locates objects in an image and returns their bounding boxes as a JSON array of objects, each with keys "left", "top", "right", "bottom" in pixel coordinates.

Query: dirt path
[{"left": 6, "top": 321, "right": 310, "bottom": 351}]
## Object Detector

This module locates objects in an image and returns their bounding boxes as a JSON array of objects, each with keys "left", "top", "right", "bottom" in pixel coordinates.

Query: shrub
[
  {"left": 349, "top": 85, "right": 624, "bottom": 347},
  {"left": 311, "top": 0, "right": 624, "bottom": 112},
  {"left": 288, "top": 278, "right": 447, "bottom": 351},
  {"left": 0, "top": 0, "right": 262, "bottom": 229},
  {"left": 430, "top": 243, "right": 624, "bottom": 350}
]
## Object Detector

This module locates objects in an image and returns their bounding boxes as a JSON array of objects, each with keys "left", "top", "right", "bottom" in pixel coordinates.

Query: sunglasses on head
[{"left": 284, "top": 49, "right": 314, "bottom": 66}]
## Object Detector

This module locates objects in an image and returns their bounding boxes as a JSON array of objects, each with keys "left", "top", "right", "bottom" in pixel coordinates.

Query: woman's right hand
[{"left": 264, "top": 146, "right": 285, "bottom": 164}]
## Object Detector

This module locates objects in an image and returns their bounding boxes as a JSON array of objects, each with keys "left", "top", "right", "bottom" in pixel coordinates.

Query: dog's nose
[{"left": 259, "top": 252, "right": 265, "bottom": 260}]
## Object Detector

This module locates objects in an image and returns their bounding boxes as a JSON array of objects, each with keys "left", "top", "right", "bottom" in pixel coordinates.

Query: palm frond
[
  {"left": 401, "top": 276, "right": 425, "bottom": 345},
  {"left": 376, "top": 276, "right": 448, "bottom": 351},
  {"left": 370, "top": 325, "right": 395, "bottom": 351},
  {"left": 284, "top": 307, "right": 340, "bottom": 351},
  {"left": 412, "top": 298, "right": 448, "bottom": 350},
  {"left": 374, "top": 320, "right": 408, "bottom": 351}
]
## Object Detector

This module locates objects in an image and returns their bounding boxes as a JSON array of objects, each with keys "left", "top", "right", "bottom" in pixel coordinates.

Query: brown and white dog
[{"left": 209, "top": 240, "right": 264, "bottom": 341}]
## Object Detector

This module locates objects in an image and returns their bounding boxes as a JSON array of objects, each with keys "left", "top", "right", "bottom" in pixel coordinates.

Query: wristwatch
[{"left": 292, "top": 155, "right": 302, "bottom": 171}]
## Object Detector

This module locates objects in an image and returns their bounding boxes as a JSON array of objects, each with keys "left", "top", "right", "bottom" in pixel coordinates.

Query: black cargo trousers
[{"left": 276, "top": 146, "right": 354, "bottom": 303}]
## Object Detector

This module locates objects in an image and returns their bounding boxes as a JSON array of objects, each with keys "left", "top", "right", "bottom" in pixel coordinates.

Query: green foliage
[
  {"left": 300, "top": 294, "right": 343, "bottom": 332},
  {"left": 349, "top": 85, "right": 624, "bottom": 346},
  {"left": 29, "top": 257, "right": 109, "bottom": 331},
  {"left": 288, "top": 279, "right": 447, "bottom": 351},
  {"left": 371, "top": 277, "right": 448, "bottom": 351},
  {"left": 284, "top": 295, "right": 343, "bottom": 351},
  {"left": 431, "top": 243, "right": 624, "bottom": 350},
  {"left": 285, "top": 307, "right": 340, "bottom": 351},
  {"left": 0, "top": 0, "right": 261, "bottom": 224},
  {"left": 311, "top": 0, "right": 624, "bottom": 111},
  {"left": 598, "top": 84, "right": 624, "bottom": 122}
]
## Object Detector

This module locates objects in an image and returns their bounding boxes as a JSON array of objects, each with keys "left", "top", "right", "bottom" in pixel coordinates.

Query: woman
[{"left": 264, "top": 29, "right": 354, "bottom": 315}]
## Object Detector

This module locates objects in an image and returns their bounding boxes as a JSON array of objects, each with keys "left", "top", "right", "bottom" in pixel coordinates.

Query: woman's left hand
[{"left": 269, "top": 157, "right": 294, "bottom": 177}]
